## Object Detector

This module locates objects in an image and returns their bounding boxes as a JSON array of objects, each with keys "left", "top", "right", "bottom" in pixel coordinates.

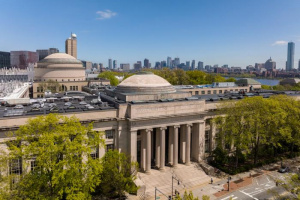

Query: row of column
[{"left": 139, "top": 124, "right": 193, "bottom": 173}]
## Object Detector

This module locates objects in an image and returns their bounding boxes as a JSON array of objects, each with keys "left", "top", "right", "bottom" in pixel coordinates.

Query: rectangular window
[
  {"left": 105, "top": 130, "right": 114, "bottom": 139},
  {"left": 10, "top": 158, "right": 22, "bottom": 175},
  {"left": 201, "top": 91, "right": 205, "bottom": 94},
  {"left": 76, "top": 86, "right": 78, "bottom": 91},
  {"left": 213, "top": 90, "right": 217, "bottom": 94},
  {"left": 235, "top": 89, "right": 238, "bottom": 91},
  {"left": 207, "top": 90, "right": 211, "bottom": 94},
  {"left": 195, "top": 91, "right": 199, "bottom": 95},
  {"left": 90, "top": 146, "right": 99, "bottom": 159},
  {"left": 106, "top": 144, "right": 114, "bottom": 152},
  {"left": 205, "top": 130, "right": 210, "bottom": 153},
  {"left": 70, "top": 86, "right": 72, "bottom": 91},
  {"left": 219, "top": 90, "right": 222, "bottom": 94},
  {"left": 30, "top": 160, "right": 37, "bottom": 172},
  {"left": 245, "top": 89, "right": 247, "bottom": 92},
  {"left": 37, "top": 87, "right": 40, "bottom": 92}
]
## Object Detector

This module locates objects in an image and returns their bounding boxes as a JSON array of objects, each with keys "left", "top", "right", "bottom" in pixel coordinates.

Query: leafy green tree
[
  {"left": 174, "top": 191, "right": 200, "bottom": 200},
  {"left": 225, "top": 77, "right": 236, "bottom": 82},
  {"left": 0, "top": 114, "right": 104, "bottom": 200},
  {"left": 98, "top": 71, "right": 119, "bottom": 86},
  {"left": 39, "top": 79, "right": 61, "bottom": 93},
  {"left": 95, "top": 150, "right": 138, "bottom": 198}
]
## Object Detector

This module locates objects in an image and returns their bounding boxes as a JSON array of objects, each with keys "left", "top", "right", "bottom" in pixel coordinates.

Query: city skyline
[{"left": 2, "top": 0, "right": 300, "bottom": 68}]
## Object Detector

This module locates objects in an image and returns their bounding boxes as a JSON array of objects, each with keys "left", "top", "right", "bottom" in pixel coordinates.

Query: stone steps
[{"left": 135, "top": 162, "right": 211, "bottom": 199}]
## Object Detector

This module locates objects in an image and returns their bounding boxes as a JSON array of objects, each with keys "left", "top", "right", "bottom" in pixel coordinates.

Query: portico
[{"left": 130, "top": 119, "right": 206, "bottom": 173}]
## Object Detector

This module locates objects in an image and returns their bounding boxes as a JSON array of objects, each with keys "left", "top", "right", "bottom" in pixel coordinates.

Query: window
[
  {"left": 74, "top": 79, "right": 75, "bottom": 81},
  {"left": 70, "top": 86, "right": 72, "bottom": 91},
  {"left": 90, "top": 146, "right": 99, "bottom": 159},
  {"left": 76, "top": 86, "right": 78, "bottom": 91},
  {"left": 106, "top": 144, "right": 114, "bottom": 152},
  {"left": 201, "top": 91, "right": 205, "bottom": 95},
  {"left": 105, "top": 130, "right": 114, "bottom": 139},
  {"left": 219, "top": 90, "right": 222, "bottom": 94},
  {"left": 10, "top": 158, "right": 22, "bottom": 175},
  {"left": 205, "top": 130, "right": 210, "bottom": 153},
  {"left": 37, "top": 87, "right": 40, "bottom": 92},
  {"left": 235, "top": 89, "right": 238, "bottom": 91},
  {"left": 207, "top": 90, "right": 211, "bottom": 94},
  {"left": 213, "top": 90, "right": 217, "bottom": 94},
  {"left": 195, "top": 91, "right": 199, "bottom": 95},
  {"left": 245, "top": 89, "right": 247, "bottom": 92},
  {"left": 30, "top": 160, "right": 37, "bottom": 172}
]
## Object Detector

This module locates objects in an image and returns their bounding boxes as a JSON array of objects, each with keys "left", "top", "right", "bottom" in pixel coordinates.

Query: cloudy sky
[{"left": 1, "top": 0, "right": 300, "bottom": 69}]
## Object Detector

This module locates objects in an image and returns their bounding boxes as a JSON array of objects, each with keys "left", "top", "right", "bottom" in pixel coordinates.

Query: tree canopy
[
  {"left": 213, "top": 95, "right": 300, "bottom": 174},
  {"left": 0, "top": 114, "right": 104, "bottom": 200}
]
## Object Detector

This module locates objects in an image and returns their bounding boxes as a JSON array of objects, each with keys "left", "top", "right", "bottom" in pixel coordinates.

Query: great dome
[
  {"left": 115, "top": 72, "right": 176, "bottom": 94},
  {"left": 34, "top": 53, "right": 85, "bottom": 82},
  {"left": 38, "top": 53, "right": 82, "bottom": 65}
]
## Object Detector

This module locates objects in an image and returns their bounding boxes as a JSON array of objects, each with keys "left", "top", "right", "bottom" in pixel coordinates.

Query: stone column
[
  {"left": 160, "top": 127, "right": 167, "bottom": 171},
  {"left": 155, "top": 128, "right": 160, "bottom": 168},
  {"left": 146, "top": 129, "right": 152, "bottom": 174},
  {"left": 140, "top": 130, "right": 146, "bottom": 172},
  {"left": 185, "top": 124, "right": 192, "bottom": 165},
  {"left": 168, "top": 127, "right": 174, "bottom": 165},
  {"left": 210, "top": 121, "right": 216, "bottom": 153},
  {"left": 179, "top": 125, "right": 186, "bottom": 163},
  {"left": 129, "top": 130, "right": 137, "bottom": 162},
  {"left": 114, "top": 128, "right": 121, "bottom": 152},
  {"left": 191, "top": 122, "right": 205, "bottom": 162},
  {"left": 173, "top": 125, "right": 180, "bottom": 167}
]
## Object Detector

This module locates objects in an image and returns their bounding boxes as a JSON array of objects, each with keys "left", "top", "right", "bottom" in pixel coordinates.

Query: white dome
[
  {"left": 115, "top": 72, "right": 176, "bottom": 94},
  {"left": 71, "top": 33, "right": 77, "bottom": 38}
]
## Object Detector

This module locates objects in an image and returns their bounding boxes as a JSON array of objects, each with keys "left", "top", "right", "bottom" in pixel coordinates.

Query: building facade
[
  {"left": 0, "top": 51, "right": 10, "bottom": 68},
  {"left": 10, "top": 51, "right": 39, "bottom": 69},
  {"left": 65, "top": 33, "right": 77, "bottom": 58},
  {"left": 37, "top": 48, "right": 59, "bottom": 61}
]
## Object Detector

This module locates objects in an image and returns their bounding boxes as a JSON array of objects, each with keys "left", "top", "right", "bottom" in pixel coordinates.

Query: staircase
[{"left": 135, "top": 162, "right": 211, "bottom": 199}]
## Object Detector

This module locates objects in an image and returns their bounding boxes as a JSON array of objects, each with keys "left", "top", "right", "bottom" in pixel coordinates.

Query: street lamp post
[{"left": 172, "top": 175, "right": 180, "bottom": 199}]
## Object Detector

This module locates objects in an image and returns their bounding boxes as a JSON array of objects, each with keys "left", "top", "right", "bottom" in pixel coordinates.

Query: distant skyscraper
[
  {"left": 298, "top": 60, "right": 300, "bottom": 71},
  {"left": 174, "top": 57, "right": 180, "bottom": 67},
  {"left": 134, "top": 62, "right": 142, "bottom": 70},
  {"left": 0, "top": 51, "right": 10, "bottom": 68},
  {"left": 120, "top": 63, "right": 130, "bottom": 71},
  {"left": 167, "top": 57, "right": 171, "bottom": 67},
  {"left": 144, "top": 58, "right": 149, "bottom": 68},
  {"left": 113, "top": 60, "right": 117, "bottom": 69},
  {"left": 286, "top": 42, "right": 295, "bottom": 71},
  {"left": 191, "top": 60, "right": 195, "bottom": 70},
  {"left": 108, "top": 59, "right": 112, "bottom": 69},
  {"left": 161, "top": 61, "right": 166, "bottom": 68},
  {"left": 65, "top": 33, "right": 77, "bottom": 58},
  {"left": 198, "top": 61, "right": 204, "bottom": 70},
  {"left": 186, "top": 61, "right": 190, "bottom": 69}
]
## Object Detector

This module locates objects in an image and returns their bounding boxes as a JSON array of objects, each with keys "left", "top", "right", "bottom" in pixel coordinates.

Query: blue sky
[{"left": 1, "top": 0, "right": 300, "bottom": 69}]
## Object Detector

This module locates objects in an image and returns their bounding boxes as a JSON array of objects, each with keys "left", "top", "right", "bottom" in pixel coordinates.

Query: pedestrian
[{"left": 211, "top": 178, "right": 213, "bottom": 184}]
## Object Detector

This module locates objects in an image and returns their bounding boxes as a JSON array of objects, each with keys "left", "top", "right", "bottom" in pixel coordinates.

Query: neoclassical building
[
  {"left": 33, "top": 53, "right": 87, "bottom": 98},
  {"left": 0, "top": 72, "right": 217, "bottom": 174}
]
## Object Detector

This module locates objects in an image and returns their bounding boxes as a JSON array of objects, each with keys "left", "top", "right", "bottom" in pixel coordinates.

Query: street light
[{"left": 172, "top": 175, "right": 180, "bottom": 199}]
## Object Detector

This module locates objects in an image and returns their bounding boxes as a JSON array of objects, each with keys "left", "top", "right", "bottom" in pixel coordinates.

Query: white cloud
[
  {"left": 272, "top": 41, "right": 288, "bottom": 46},
  {"left": 96, "top": 10, "right": 117, "bottom": 20}
]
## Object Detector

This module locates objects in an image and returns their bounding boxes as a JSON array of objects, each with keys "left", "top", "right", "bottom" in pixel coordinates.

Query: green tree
[
  {"left": 225, "top": 77, "right": 236, "bottom": 82},
  {"left": 174, "top": 191, "right": 201, "bottom": 200},
  {"left": 95, "top": 150, "right": 138, "bottom": 198},
  {"left": 39, "top": 79, "right": 61, "bottom": 93},
  {"left": 0, "top": 114, "right": 104, "bottom": 200},
  {"left": 98, "top": 71, "right": 120, "bottom": 86}
]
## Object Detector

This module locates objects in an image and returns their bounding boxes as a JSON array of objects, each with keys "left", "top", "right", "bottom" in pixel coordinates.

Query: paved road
[{"left": 217, "top": 172, "right": 289, "bottom": 200}]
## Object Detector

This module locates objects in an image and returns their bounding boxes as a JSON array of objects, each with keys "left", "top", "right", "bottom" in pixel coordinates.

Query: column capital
[
  {"left": 160, "top": 127, "right": 167, "bottom": 131},
  {"left": 186, "top": 124, "right": 193, "bottom": 128},
  {"left": 173, "top": 125, "right": 180, "bottom": 129},
  {"left": 146, "top": 128, "right": 153, "bottom": 133}
]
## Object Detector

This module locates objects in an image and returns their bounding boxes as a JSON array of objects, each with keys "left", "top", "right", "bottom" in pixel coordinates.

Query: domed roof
[
  {"left": 115, "top": 72, "right": 176, "bottom": 94},
  {"left": 38, "top": 53, "right": 82, "bottom": 64}
]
